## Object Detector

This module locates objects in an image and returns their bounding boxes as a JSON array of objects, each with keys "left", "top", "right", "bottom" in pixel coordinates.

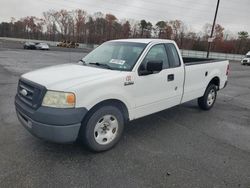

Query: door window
[
  {"left": 165, "top": 44, "right": 181, "bottom": 68},
  {"left": 139, "top": 44, "right": 170, "bottom": 71}
]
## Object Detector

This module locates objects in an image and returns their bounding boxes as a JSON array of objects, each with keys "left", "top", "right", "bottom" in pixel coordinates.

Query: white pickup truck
[{"left": 15, "top": 39, "right": 229, "bottom": 151}]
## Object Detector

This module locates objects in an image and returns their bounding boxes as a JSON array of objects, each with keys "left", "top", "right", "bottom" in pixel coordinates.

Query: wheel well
[
  {"left": 208, "top": 77, "right": 220, "bottom": 89},
  {"left": 86, "top": 99, "right": 129, "bottom": 122}
]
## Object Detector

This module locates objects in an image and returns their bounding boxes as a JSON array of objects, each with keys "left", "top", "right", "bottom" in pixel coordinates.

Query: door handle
[{"left": 168, "top": 74, "right": 174, "bottom": 81}]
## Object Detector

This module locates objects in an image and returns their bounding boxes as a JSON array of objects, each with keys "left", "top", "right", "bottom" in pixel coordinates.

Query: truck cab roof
[{"left": 110, "top": 38, "right": 175, "bottom": 44}]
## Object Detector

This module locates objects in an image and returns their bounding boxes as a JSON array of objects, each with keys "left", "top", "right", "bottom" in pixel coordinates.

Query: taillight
[{"left": 226, "top": 64, "right": 229, "bottom": 76}]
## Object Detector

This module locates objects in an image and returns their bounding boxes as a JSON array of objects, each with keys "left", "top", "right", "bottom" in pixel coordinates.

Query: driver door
[{"left": 132, "top": 43, "right": 183, "bottom": 119}]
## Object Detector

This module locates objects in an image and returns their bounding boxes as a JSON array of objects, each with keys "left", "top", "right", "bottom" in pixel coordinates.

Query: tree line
[{"left": 0, "top": 9, "right": 249, "bottom": 54}]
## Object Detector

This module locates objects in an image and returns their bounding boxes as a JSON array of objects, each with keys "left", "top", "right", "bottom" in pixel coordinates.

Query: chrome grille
[{"left": 17, "top": 79, "right": 46, "bottom": 109}]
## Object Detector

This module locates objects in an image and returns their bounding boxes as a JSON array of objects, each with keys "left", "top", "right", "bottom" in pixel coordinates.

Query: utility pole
[{"left": 207, "top": 0, "right": 220, "bottom": 58}]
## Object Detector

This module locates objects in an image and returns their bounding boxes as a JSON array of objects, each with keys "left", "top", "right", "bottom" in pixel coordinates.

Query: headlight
[{"left": 42, "top": 91, "right": 75, "bottom": 108}]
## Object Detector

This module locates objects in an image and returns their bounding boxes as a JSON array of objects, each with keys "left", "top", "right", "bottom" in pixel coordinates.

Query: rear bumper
[
  {"left": 15, "top": 95, "right": 88, "bottom": 143},
  {"left": 223, "top": 81, "right": 228, "bottom": 89}
]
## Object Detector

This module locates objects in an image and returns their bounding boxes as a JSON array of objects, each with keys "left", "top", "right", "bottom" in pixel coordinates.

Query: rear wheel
[
  {"left": 79, "top": 105, "right": 124, "bottom": 152},
  {"left": 198, "top": 84, "right": 217, "bottom": 110}
]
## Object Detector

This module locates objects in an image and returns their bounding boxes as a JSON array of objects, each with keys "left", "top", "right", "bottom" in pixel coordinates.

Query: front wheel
[
  {"left": 79, "top": 106, "right": 124, "bottom": 152},
  {"left": 198, "top": 84, "right": 217, "bottom": 110}
]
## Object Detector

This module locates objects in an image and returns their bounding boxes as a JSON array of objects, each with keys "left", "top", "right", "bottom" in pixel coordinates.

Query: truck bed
[
  {"left": 183, "top": 57, "right": 225, "bottom": 66},
  {"left": 181, "top": 57, "right": 228, "bottom": 103}
]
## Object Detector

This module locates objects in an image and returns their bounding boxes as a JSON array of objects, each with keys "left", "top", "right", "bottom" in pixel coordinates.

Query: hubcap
[
  {"left": 94, "top": 115, "right": 118, "bottom": 145},
  {"left": 207, "top": 89, "right": 216, "bottom": 106}
]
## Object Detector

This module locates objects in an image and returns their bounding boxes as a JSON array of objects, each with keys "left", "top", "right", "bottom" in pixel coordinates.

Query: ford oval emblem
[{"left": 20, "top": 89, "right": 28, "bottom": 96}]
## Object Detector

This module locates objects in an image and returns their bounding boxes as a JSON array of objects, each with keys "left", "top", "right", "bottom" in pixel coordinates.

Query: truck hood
[{"left": 22, "top": 64, "right": 121, "bottom": 90}]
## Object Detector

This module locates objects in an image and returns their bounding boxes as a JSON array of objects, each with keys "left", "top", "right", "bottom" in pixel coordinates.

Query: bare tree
[
  {"left": 105, "top": 14, "right": 117, "bottom": 40},
  {"left": 122, "top": 21, "right": 131, "bottom": 39},
  {"left": 1, "top": 8, "right": 249, "bottom": 54},
  {"left": 74, "top": 9, "right": 86, "bottom": 42},
  {"left": 237, "top": 31, "right": 249, "bottom": 53}
]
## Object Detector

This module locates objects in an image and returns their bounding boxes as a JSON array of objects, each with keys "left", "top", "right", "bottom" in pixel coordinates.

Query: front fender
[{"left": 75, "top": 84, "right": 134, "bottom": 118}]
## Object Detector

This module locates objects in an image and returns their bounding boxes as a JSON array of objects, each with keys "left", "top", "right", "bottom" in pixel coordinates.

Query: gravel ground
[{"left": 0, "top": 45, "right": 250, "bottom": 188}]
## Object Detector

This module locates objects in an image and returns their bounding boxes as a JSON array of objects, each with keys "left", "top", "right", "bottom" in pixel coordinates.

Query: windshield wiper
[{"left": 89, "top": 62, "right": 112, "bottom": 70}]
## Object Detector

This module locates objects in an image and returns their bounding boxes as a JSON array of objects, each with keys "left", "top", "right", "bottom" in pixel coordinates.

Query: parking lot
[{"left": 0, "top": 42, "right": 250, "bottom": 188}]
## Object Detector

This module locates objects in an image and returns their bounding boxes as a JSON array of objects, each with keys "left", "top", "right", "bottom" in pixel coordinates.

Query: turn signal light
[{"left": 67, "top": 93, "right": 75, "bottom": 104}]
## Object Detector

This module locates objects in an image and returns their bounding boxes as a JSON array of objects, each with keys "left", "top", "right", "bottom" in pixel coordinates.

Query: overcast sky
[{"left": 1, "top": 0, "right": 249, "bottom": 34}]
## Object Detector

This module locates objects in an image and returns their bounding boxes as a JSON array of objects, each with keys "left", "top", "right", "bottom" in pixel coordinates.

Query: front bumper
[
  {"left": 241, "top": 61, "right": 250, "bottom": 65},
  {"left": 15, "top": 95, "right": 88, "bottom": 143}
]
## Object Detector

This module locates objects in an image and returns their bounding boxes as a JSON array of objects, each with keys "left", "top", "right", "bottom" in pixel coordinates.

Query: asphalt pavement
[{"left": 0, "top": 45, "right": 250, "bottom": 188}]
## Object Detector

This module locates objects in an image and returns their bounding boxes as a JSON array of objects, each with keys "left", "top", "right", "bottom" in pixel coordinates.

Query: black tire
[
  {"left": 79, "top": 105, "right": 124, "bottom": 152},
  {"left": 198, "top": 84, "right": 217, "bottom": 110}
]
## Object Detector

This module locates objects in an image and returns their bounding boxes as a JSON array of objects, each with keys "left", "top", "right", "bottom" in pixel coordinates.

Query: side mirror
[{"left": 146, "top": 60, "right": 163, "bottom": 72}]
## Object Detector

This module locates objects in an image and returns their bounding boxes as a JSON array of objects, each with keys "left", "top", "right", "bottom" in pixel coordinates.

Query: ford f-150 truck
[{"left": 15, "top": 39, "right": 229, "bottom": 151}]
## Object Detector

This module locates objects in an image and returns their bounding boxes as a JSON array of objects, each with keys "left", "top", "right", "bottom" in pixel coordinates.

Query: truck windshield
[
  {"left": 82, "top": 41, "right": 147, "bottom": 71},
  {"left": 246, "top": 55, "right": 250, "bottom": 58}
]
